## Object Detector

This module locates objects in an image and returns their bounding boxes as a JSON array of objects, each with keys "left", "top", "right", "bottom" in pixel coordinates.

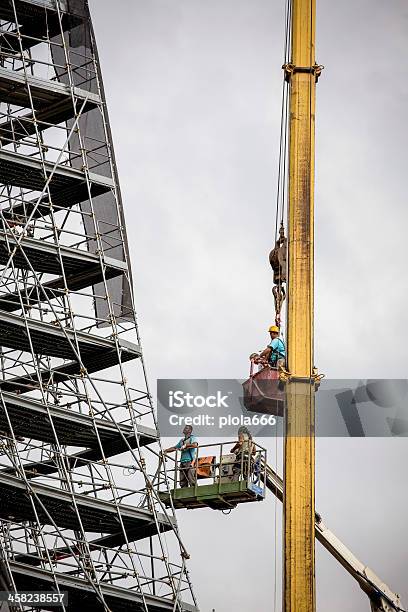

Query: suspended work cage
[
  {"left": 243, "top": 364, "right": 285, "bottom": 417},
  {"left": 159, "top": 442, "right": 267, "bottom": 511},
  {"left": 0, "top": 1, "right": 197, "bottom": 610}
]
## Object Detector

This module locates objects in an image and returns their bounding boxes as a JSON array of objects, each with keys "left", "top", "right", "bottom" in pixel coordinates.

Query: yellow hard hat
[{"left": 268, "top": 325, "right": 280, "bottom": 333}]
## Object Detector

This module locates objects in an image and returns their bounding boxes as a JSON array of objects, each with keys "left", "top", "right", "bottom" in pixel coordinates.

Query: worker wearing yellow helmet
[{"left": 251, "top": 325, "right": 286, "bottom": 368}]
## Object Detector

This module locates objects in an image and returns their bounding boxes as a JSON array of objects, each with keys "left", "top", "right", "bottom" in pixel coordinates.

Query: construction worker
[
  {"left": 231, "top": 426, "right": 255, "bottom": 481},
  {"left": 252, "top": 325, "right": 286, "bottom": 368},
  {"left": 164, "top": 425, "right": 198, "bottom": 488}
]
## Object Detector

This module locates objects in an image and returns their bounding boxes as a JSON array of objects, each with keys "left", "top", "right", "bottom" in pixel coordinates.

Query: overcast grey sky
[{"left": 89, "top": 2, "right": 408, "bottom": 610}]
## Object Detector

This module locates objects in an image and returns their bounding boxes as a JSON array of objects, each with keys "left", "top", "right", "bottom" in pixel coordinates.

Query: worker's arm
[
  {"left": 259, "top": 346, "right": 272, "bottom": 359},
  {"left": 253, "top": 346, "right": 272, "bottom": 364},
  {"left": 164, "top": 439, "right": 183, "bottom": 454},
  {"left": 230, "top": 442, "right": 240, "bottom": 453},
  {"left": 183, "top": 442, "right": 198, "bottom": 449}
]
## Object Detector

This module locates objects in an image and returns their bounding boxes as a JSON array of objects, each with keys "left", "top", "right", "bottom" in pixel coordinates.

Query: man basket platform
[
  {"left": 159, "top": 442, "right": 267, "bottom": 511},
  {"left": 242, "top": 362, "right": 285, "bottom": 417}
]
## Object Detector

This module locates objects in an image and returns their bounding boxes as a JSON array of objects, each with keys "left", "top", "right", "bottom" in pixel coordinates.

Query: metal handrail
[{"left": 161, "top": 440, "right": 267, "bottom": 496}]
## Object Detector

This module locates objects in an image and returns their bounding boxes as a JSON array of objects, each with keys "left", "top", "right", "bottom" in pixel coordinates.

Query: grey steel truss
[{"left": 0, "top": 1, "right": 197, "bottom": 610}]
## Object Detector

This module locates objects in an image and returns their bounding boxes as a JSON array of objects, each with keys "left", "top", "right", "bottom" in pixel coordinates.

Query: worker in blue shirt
[
  {"left": 252, "top": 325, "right": 286, "bottom": 368},
  {"left": 164, "top": 425, "right": 198, "bottom": 488}
]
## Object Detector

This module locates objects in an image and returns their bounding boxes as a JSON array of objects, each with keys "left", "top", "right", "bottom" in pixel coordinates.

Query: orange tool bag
[{"left": 193, "top": 456, "right": 216, "bottom": 479}]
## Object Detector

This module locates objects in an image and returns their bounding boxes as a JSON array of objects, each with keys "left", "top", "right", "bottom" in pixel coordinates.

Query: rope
[
  {"left": 273, "top": 0, "right": 291, "bottom": 335},
  {"left": 273, "top": 4, "right": 292, "bottom": 609}
]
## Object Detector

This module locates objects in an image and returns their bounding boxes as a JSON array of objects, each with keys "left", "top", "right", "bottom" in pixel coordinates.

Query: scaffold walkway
[
  {"left": 0, "top": 391, "right": 158, "bottom": 449},
  {"left": 0, "top": 1, "right": 80, "bottom": 53},
  {"left": 8, "top": 562, "right": 197, "bottom": 612}
]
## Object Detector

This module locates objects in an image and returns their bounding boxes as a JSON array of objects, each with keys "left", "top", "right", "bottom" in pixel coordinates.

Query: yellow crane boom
[{"left": 284, "top": 0, "right": 319, "bottom": 609}]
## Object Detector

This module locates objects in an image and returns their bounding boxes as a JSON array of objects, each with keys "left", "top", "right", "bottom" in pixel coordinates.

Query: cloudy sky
[{"left": 89, "top": 1, "right": 408, "bottom": 610}]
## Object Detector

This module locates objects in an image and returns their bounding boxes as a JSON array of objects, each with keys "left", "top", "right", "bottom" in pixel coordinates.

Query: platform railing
[{"left": 160, "top": 440, "right": 267, "bottom": 498}]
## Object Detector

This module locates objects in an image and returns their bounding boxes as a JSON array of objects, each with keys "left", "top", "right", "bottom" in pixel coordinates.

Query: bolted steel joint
[{"left": 282, "top": 62, "right": 324, "bottom": 83}]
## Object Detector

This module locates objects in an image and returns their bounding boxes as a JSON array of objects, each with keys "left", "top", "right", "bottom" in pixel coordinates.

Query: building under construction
[{"left": 0, "top": 1, "right": 197, "bottom": 610}]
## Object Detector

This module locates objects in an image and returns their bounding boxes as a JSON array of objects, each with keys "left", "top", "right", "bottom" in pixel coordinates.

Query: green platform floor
[{"left": 159, "top": 480, "right": 265, "bottom": 511}]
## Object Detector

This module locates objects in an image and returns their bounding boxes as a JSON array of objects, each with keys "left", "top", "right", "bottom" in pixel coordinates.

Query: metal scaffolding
[{"left": 0, "top": 1, "right": 197, "bottom": 610}]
